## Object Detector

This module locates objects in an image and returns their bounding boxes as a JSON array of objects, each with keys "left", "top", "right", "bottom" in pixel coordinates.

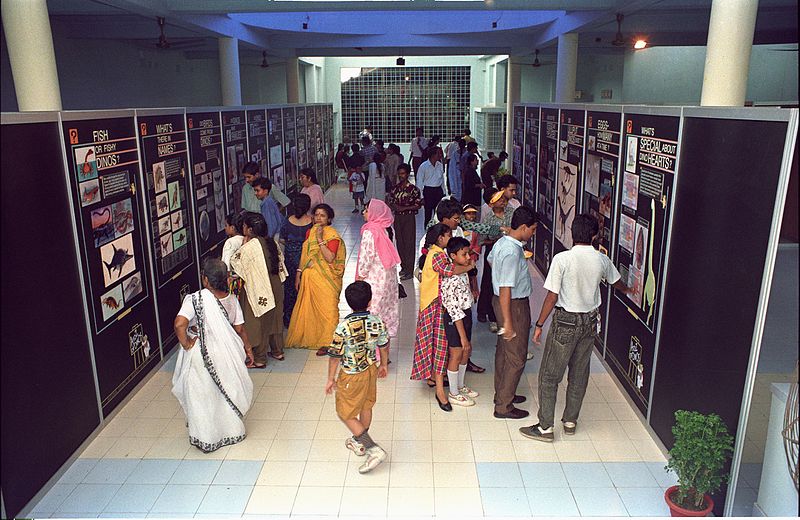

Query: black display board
[
  {"left": 584, "top": 110, "right": 623, "bottom": 350},
  {"left": 606, "top": 112, "right": 679, "bottom": 414},
  {"left": 554, "top": 109, "right": 585, "bottom": 254},
  {"left": 61, "top": 113, "right": 160, "bottom": 413},
  {"left": 512, "top": 105, "right": 525, "bottom": 181},
  {"left": 522, "top": 106, "right": 539, "bottom": 209},
  {"left": 534, "top": 107, "right": 559, "bottom": 275},
  {"left": 324, "top": 105, "right": 334, "bottom": 187},
  {"left": 309, "top": 106, "right": 320, "bottom": 183},
  {"left": 186, "top": 110, "right": 227, "bottom": 260},
  {"left": 1, "top": 118, "right": 101, "bottom": 519},
  {"left": 136, "top": 111, "right": 199, "bottom": 351},
  {"left": 247, "top": 108, "right": 268, "bottom": 182},
  {"left": 222, "top": 110, "right": 247, "bottom": 214},
  {"left": 296, "top": 106, "right": 308, "bottom": 175},
  {"left": 283, "top": 107, "right": 298, "bottom": 194},
  {"left": 650, "top": 114, "right": 791, "bottom": 514},
  {"left": 267, "top": 108, "right": 285, "bottom": 192}
]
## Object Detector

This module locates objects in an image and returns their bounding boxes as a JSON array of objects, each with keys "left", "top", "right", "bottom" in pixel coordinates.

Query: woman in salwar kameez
[
  {"left": 172, "top": 258, "right": 254, "bottom": 452},
  {"left": 286, "top": 203, "right": 347, "bottom": 355},
  {"left": 356, "top": 199, "right": 401, "bottom": 337}
]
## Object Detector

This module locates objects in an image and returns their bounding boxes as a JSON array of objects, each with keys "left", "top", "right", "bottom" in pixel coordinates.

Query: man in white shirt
[
  {"left": 481, "top": 173, "right": 521, "bottom": 221},
  {"left": 415, "top": 147, "right": 446, "bottom": 224},
  {"left": 519, "top": 214, "right": 630, "bottom": 442},
  {"left": 410, "top": 127, "right": 429, "bottom": 177}
]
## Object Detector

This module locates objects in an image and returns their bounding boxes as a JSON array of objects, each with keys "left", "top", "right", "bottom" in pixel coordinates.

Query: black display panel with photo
[
  {"left": 584, "top": 110, "right": 623, "bottom": 351},
  {"left": 247, "top": 108, "right": 268, "bottom": 188},
  {"left": 62, "top": 113, "right": 160, "bottom": 413},
  {"left": 522, "top": 106, "right": 539, "bottom": 209},
  {"left": 136, "top": 111, "right": 199, "bottom": 350},
  {"left": 534, "top": 107, "right": 559, "bottom": 276},
  {"left": 554, "top": 109, "right": 585, "bottom": 255},
  {"left": 283, "top": 107, "right": 298, "bottom": 194},
  {"left": 296, "top": 106, "right": 308, "bottom": 175},
  {"left": 186, "top": 110, "right": 227, "bottom": 260},
  {"left": 1, "top": 118, "right": 101, "bottom": 519},
  {"left": 605, "top": 112, "right": 679, "bottom": 414},
  {"left": 649, "top": 115, "right": 791, "bottom": 515},
  {"left": 267, "top": 108, "right": 285, "bottom": 192},
  {"left": 512, "top": 105, "right": 525, "bottom": 181},
  {"left": 222, "top": 110, "right": 248, "bottom": 213}
]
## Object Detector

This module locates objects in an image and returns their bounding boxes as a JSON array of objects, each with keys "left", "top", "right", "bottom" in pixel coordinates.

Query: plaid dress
[{"left": 411, "top": 251, "right": 454, "bottom": 380}]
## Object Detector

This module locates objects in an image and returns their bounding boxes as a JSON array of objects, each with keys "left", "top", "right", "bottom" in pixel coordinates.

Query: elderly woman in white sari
[{"left": 173, "top": 258, "right": 254, "bottom": 453}]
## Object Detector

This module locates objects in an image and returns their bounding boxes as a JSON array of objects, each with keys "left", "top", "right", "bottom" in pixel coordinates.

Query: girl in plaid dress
[{"left": 411, "top": 224, "right": 475, "bottom": 411}]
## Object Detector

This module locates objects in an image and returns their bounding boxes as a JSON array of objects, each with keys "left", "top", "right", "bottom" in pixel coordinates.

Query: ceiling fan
[
  {"left": 611, "top": 13, "right": 626, "bottom": 47},
  {"left": 154, "top": 17, "right": 206, "bottom": 50},
  {"left": 530, "top": 49, "right": 555, "bottom": 68}
]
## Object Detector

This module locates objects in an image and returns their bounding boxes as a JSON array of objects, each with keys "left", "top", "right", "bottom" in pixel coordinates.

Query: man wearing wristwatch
[{"left": 520, "top": 214, "right": 631, "bottom": 442}]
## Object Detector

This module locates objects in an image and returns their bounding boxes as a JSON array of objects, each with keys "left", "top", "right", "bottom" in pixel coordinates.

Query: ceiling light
[
  {"left": 397, "top": 56, "right": 405, "bottom": 66},
  {"left": 634, "top": 39, "right": 647, "bottom": 50},
  {"left": 260, "top": 51, "right": 269, "bottom": 68}
]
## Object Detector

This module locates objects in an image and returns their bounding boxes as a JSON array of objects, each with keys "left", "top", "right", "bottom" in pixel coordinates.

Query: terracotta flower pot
[{"left": 664, "top": 486, "right": 714, "bottom": 517}]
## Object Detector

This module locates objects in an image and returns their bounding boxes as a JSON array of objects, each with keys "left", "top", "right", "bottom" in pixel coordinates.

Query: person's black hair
[
  {"left": 337, "top": 143, "right": 345, "bottom": 152},
  {"left": 466, "top": 153, "right": 479, "bottom": 166},
  {"left": 299, "top": 167, "right": 318, "bottom": 185},
  {"left": 496, "top": 175, "right": 519, "bottom": 190},
  {"left": 483, "top": 187, "right": 499, "bottom": 205},
  {"left": 242, "top": 161, "right": 260, "bottom": 175},
  {"left": 436, "top": 198, "right": 462, "bottom": 222},
  {"left": 313, "top": 203, "right": 335, "bottom": 222},
  {"left": 361, "top": 135, "right": 371, "bottom": 145},
  {"left": 397, "top": 163, "right": 411, "bottom": 175},
  {"left": 415, "top": 126, "right": 424, "bottom": 134},
  {"left": 242, "top": 212, "right": 280, "bottom": 274},
  {"left": 373, "top": 152, "right": 383, "bottom": 163},
  {"left": 510, "top": 206, "right": 538, "bottom": 230},
  {"left": 572, "top": 213, "right": 599, "bottom": 244},
  {"left": 345, "top": 280, "right": 372, "bottom": 311},
  {"left": 375, "top": 139, "right": 384, "bottom": 147},
  {"left": 487, "top": 152, "right": 495, "bottom": 159},
  {"left": 351, "top": 143, "right": 360, "bottom": 152},
  {"left": 225, "top": 212, "right": 244, "bottom": 235},
  {"left": 202, "top": 257, "right": 230, "bottom": 292},
  {"left": 418, "top": 223, "right": 451, "bottom": 270},
  {"left": 466, "top": 141, "right": 478, "bottom": 150},
  {"left": 446, "top": 236, "right": 470, "bottom": 257},
  {"left": 464, "top": 128, "right": 472, "bottom": 135},
  {"left": 458, "top": 138, "right": 466, "bottom": 148},
  {"left": 499, "top": 151, "right": 509, "bottom": 160},
  {"left": 292, "top": 193, "right": 311, "bottom": 219},
  {"left": 254, "top": 177, "right": 272, "bottom": 191}
]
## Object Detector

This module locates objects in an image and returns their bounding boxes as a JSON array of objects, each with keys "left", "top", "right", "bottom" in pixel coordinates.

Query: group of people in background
[{"left": 171, "top": 129, "right": 631, "bottom": 477}]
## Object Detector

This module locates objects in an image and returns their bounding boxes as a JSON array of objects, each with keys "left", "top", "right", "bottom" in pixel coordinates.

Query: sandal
[
  {"left": 252, "top": 363, "right": 267, "bottom": 369},
  {"left": 316, "top": 347, "right": 328, "bottom": 356},
  {"left": 466, "top": 360, "right": 485, "bottom": 373},
  {"left": 269, "top": 353, "right": 285, "bottom": 361}
]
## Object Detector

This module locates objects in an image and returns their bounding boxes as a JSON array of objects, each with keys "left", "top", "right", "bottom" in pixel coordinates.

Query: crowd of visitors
[{"left": 172, "top": 130, "right": 630, "bottom": 476}]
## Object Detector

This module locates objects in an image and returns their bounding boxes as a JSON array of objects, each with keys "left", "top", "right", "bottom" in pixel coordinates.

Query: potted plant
[{"left": 664, "top": 410, "right": 734, "bottom": 517}]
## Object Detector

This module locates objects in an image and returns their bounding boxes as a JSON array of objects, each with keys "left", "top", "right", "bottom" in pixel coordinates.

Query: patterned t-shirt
[{"left": 327, "top": 312, "right": 389, "bottom": 374}]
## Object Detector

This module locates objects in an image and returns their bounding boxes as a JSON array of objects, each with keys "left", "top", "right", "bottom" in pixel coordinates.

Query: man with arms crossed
[{"left": 520, "top": 214, "right": 630, "bottom": 441}]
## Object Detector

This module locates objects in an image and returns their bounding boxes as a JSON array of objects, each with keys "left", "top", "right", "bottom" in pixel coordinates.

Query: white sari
[{"left": 172, "top": 289, "right": 253, "bottom": 452}]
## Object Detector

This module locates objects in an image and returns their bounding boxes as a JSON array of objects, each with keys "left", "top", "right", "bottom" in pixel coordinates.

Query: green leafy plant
[{"left": 666, "top": 410, "right": 735, "bottom": 510}]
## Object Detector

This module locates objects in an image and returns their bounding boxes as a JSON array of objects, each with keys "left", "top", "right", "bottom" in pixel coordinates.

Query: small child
[
  {"left": 461, "top": 204, "right": 482, "bottom": 299},
  {"left": 325, "top": 281, "right": 389, "bottom": 473},
  {"left": 221, "top": 212, "right": 245, "bottom": 298},
  {"left": 349, "top": 169, "right": 366, "bottom": 213},
  {"left": 440, "top": 237, "right": 480, "bottom": 406}
]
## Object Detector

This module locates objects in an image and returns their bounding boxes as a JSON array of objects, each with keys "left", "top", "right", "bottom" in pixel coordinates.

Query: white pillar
[
  {"left": 555, "top": 33, "right": 579, "bottom": 103},
  {"left": 286, "top": 57, "right": 300, "bottom": 104},
  {"left": 700, "top": 0, "right": 759, "bottom": 106},
  {"left": 1, "top": 0, "right": 62, "bottom": 111},
  {"left": 505, "top": 57, "right": 521, "bottom": 158},
  {"left": 218, "top": 37, "right": 242, "bottom": 106}
]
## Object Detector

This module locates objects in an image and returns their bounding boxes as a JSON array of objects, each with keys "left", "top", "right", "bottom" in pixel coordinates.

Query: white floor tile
[
  {"left": 389, "top": 462, "right": 433, "bottom": 487},
  {"left": 339, "top": 486, "right": 389, "bottom": 516},
  {"left": 433, "top": 462, "right": 479, "bottom": 488},
  {"left": 388, "top": 487, "right": 434, "bottom": 516},
  {"left": 301, "top": 460, "right": 348, "bottom": 486},
  {"left": 291, "top": 486, "right": 343, "bottom": 516},
  {"left": 256, "top": 460, "right": 306, "bottom": 487}
]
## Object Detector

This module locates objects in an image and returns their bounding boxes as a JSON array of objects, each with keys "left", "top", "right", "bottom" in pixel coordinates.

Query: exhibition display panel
[
  {"left": 267, "top": 107, "right": 285, "bottom": 192},
  {"left": 554, "top": 108, "right": 586, "bottom": 255},
  {"left": 282, "top": 106, "right": 298, "bottom": 194},
  {"left": 534, "top": 106, "right": 559, "bottom": 276},
  {"left": 221, "top": 108, "right": 248, "bottom": 213},
  {"left": 512, "top": 105, "right": 525, "bottom": 181},
  {"left": 247, "top": 107, "right": 269, "bottom": 185},
  {"left": 136, "top": 108, "right": 201, "bottom": 352}
]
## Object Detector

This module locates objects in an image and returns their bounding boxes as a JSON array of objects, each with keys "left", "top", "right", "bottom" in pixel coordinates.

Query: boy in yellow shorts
[{"left": 325, "top": 281, "right": 390, "bottom": 473}]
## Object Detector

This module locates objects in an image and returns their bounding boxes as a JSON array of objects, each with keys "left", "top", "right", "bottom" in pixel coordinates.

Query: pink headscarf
[{"left": 358, "top": 199, "right": 401, "bottom": 270}]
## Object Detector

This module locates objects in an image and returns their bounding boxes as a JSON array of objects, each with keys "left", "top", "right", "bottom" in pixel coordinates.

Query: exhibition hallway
[{"left": 31, "top": 184, "right": 734, "bottom": 518}]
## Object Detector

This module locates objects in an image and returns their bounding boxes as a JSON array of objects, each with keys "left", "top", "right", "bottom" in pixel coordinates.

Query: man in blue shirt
[
  {"left": 253, "top": 178, "right": 285, "bottom": 239},
  {"left": 487, "top": 206, "right": 538, "bottom": 419}
]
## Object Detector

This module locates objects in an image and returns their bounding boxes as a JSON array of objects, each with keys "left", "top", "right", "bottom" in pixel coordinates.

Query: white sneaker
[
  {"left": 526, "top": 352, "right": 535, "bottom": 360},
  {"left": 488, "top": 322, "right": 499, "bottom": 333},
  {"left": 460, "top": 386, "right": 480, "bottom": 398},
  {"left": 448, "top": 392, "right": 475, "bottom": 407},
  {"left": 358, "top": 446, "right": 387, "bottom": 473},
  {"left": 345, "top": 436, "right": 366, "bottom": 456}
]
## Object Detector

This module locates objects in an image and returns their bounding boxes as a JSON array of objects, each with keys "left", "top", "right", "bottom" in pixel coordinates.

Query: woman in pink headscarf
[{"left": 356, "top": 199, "right": 401, "bottom": 336}]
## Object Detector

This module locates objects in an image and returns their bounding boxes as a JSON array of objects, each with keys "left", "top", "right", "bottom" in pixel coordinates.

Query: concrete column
[
  {"left": 555, "top": 33, "right": 579, "bottom": 103},
  {"left": 700, "top": 0, "right": 759, "bottom": 106},
  {"left": 286, "top": 57, "right": 300, "bottom": 103},
  {"left": 505, "top": 57, "right": 521, "bottom": 158},
  {"left": 218, "top": 37, "right": 242, "bottom": 106},
  {"left": 1, "top": 0, "right": 62, "bottom": 111}
]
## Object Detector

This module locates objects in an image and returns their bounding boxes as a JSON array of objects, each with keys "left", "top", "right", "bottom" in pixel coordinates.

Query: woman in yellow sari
[{"left": 286, "top": 203, "right": 347, "bottom": 355}]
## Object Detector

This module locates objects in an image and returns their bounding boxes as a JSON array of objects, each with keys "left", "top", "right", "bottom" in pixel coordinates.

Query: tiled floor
[{"left": 30, "top": 184, "right": 677, "bottom": 518}]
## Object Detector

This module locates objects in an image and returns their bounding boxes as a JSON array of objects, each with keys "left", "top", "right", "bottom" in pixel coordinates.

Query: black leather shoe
[
  {"left": 493, "top": 407, "right": 529, "bottom": 419},
  {"left": 512, "top": 395, "right": 527, "bottom": 404},
  {"left": 436, "top": 394, "right": 453, "bottom": 412},
  {"left": 477, "top": 315, "right": 488, "bottom": 323}
]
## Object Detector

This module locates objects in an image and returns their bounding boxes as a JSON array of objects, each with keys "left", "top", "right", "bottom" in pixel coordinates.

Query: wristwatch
[{"left": 535, "top": 322, "right": 544, "bottom": 328}]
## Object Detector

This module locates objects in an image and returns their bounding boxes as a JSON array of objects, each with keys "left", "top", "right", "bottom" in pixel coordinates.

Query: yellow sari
[{"left": 286, "top": 224, "right": 347, "bottom": 348}]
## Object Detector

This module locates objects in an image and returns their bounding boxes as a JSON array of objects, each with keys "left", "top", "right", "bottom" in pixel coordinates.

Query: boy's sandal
[
  {"left": 252, "top": 363, "right": 267, "bottom": 369},
  {"left": 269, "top": 353, "right": 285, "bottom": 361},
  {"left": 316, "top": 347, "right": 328, "bottom": 356}
]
